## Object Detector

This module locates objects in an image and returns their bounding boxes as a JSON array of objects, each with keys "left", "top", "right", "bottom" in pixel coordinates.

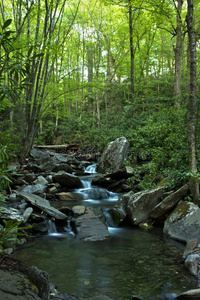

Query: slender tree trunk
[
  {"left": 87, "top": 43, "right": 93, "bottom": 112},
  {"left": 128, "top": 0, "right": 134, "bottom": 118},
  {"left": 174, "top": 0, "right": 183, "bottom": 106},
  {"left": 186, "top": 0, "right": 199, "bottom": 204}
]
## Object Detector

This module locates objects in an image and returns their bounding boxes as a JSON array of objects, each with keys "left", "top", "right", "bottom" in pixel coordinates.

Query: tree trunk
[
  {"left": 186, "top": 0, "right": 199, "bottom": 204},
  {"left": 174, "top": 0, "right": 183, "bottom": 106},
  {"left": 128, "top": 0, "right": 134, "bottom": 118},
  {"left": 87, "top": 43, "right": 93, "bottom": 112}
]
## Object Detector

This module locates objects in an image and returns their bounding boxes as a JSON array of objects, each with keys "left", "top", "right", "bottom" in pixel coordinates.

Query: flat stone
[
  {"left": 75, "top": 208, "right": 109, "bottom": 241},
  {"left": 72, "top": 205, "right": 86, "bottom": 215},
  {"left": 18, "top": 192, "right": 67, "bottom": 220}
]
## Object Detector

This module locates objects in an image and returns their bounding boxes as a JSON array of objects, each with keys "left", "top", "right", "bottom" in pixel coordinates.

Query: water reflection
[{"left": 14, "top": 226, "right": 196, "bottom": 300}]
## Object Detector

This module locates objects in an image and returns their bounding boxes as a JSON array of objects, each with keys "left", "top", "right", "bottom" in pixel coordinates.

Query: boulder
[
  {"left": 18, "top": 191, "right": 67, "bottom": 220},
  {"left": 126, "top": 186, "right": 163, "bottom": 225},
  {"left": 97, "top": 137, "right": 129, "bottom": 173},
  {"left": 52, "top": 171, "right": 82, "bottom": 189},
  {"left": 150, "top": 184, "right": 189, "bottom": 219},
  {"left": 163, "top": 201, "right": 200, "bottom": 243},
  {"left": 109, "top": 191, "right": 131, "bottom": 225},
  {"left": 184, "top": 248, "right": 200, "bottom": 276}
]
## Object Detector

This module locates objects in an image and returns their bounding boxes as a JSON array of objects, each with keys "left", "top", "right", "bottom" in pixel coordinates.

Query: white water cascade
[
  {"left": 46, "top": 219, "right": 58, "bottom": 236},
  {"left": 84, "top": 163, "right": 97, "bottom": 174},
  {"left": 77, "top": 163, "right": 119, "bottom": 208}
]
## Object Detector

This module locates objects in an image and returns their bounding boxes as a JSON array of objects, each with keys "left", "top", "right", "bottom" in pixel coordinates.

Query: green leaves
[
  {"left": 0, "top": 219, "right": 32, "bottom": 250},
  {"left": 2, "top": 19, "right": 12, "bottom": 30}
]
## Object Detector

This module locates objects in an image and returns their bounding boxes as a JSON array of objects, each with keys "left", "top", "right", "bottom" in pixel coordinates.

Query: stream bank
[{"left": 1, "top": 139, "right": 200, "bottom": 299}]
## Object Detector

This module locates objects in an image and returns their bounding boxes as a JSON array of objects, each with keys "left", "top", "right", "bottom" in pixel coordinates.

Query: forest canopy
[{"left": 0, "top": 0, "right": 200, "bottom": 197}]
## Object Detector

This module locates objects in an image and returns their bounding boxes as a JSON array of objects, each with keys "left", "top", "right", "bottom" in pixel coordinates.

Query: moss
[{"left": 169, "top": 201, "right": 191, "bottom": 225}]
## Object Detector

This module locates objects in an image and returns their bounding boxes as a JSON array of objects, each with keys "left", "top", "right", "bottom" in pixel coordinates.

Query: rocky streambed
[{"left": 1, "top": 137, "right": 200, "bottom": 299}]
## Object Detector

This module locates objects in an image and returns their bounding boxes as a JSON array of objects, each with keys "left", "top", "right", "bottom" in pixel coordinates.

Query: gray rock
[
  {"left": 183, "top": 239, "right": 198, "bottom": 260},
  {"left": 75, "top": 208, "right": 109, "bottom": 241},
  {"left": 0, "top": 207, "right": 24, "bottom": 222},
  {"left": 57, "top": 192, "right": 82, "bottom": 201},
  {"left": 33, "top": 175, "right": 48, "bottom": 185},
  {"left": 52, "top": 163, "right": 73, "bottom": 173},
  {"left": 72, "top": 205, "right": 86, "bottom": 215},
  {"left": 21, "top": 183, "right": 47, "bottom": 195},
  {"left": 31, "top": 148, "right": 50, "bottom": 160},
  {"left": 150, "top": 184, "right": 189, "bottom": 219},
  {"left": 97, "top": 137, "right": 129, "bottom": 173},
  {"left": 53, "top": 171, "right": 82, "bottom": 189},
  {"left": 18, "top": 191, "right": 67, "bottom": 220},
  {"left": 163, "top": 201, "right": 200, "bottom": 243},
  {"left": 126, "top": 186, "right": 163, "bottom": 225},
  {"left": 184, "top": 250, "right": 200, "bottom": 276},
  {"left": 0, "top": 269, "right": 41, "bottom": 300},
  {"left": 28, "top": 266, "right": 50, "bottom": 300},
  {"left": 176, "top": 288, "right": 200, "bottom": 299},
  {"left": 23, "top": 207, "right": 33, "bottom": 222}
]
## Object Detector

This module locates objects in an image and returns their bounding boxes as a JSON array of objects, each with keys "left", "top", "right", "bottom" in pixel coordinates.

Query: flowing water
[{"left": 14, "top": 164, "right": 196, "bottom": 299}]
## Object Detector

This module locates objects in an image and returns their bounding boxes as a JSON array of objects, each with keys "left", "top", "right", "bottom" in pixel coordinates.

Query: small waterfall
[
  {"left": 46, "top": 219, "right": 58, "bottom": 235},
  {"left": 84, "top": 164, "right": 97, "bottom": 174},
  {"left": 81, "top": 179, "right": 91, "bottom": 189}
]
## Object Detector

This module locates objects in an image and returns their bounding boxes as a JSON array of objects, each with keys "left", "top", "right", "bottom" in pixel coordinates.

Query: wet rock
[
  {"left": 28, "top": 266, "right": 50, "bottom": 300},
  {"left": 52, "top": 171, "right": 82, "bottom": 189},
  {"left": 109, "top": 207, "right": 126, "bottom": 226},
  {"left": 92, "top": 174, "right": 112, "bottom": 188},
  {"left": 18, "top": 191, "right": 67, "bottom": 220},
  {"left": 150, "top": 184, "right": 189, "bottom": 219},
  {"left": 184, "top": 248, "right": 200, "bottom": 276},
  {"left": 97, "top": 137, "right": 129, "bottom": 173},
  {"left": 183, "top": 239, "right": 198, "bottom": 260},
  {"left": 32, "top": 221, "right": 48, "bottom": 232},
  {"left": 75, "top": 207, "right": 109, "bottom": 241},
  {"left": 126, "top": 186, "right": 163, "bottom": 225},
  {"left": 57, "top": 192, "right": 82, "bottom": 201},
  {"left": 163, "top": 201, "right": 200, "bottom": 243}
]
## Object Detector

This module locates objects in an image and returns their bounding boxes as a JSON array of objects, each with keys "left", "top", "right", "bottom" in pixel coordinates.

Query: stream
[{"left": 14, "top": 164, "right": 196, "bottom": 300}]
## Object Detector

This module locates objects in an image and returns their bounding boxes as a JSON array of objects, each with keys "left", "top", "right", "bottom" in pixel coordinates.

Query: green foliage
[
  {"left": 125, "top": 106, "right": 189, "bottom": 190},
  {"left": 0, "top": 131, "right": 17, "bottom": 190},
  {"left": 0, "top": 219, "right": 31, "bottom": 250}
]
